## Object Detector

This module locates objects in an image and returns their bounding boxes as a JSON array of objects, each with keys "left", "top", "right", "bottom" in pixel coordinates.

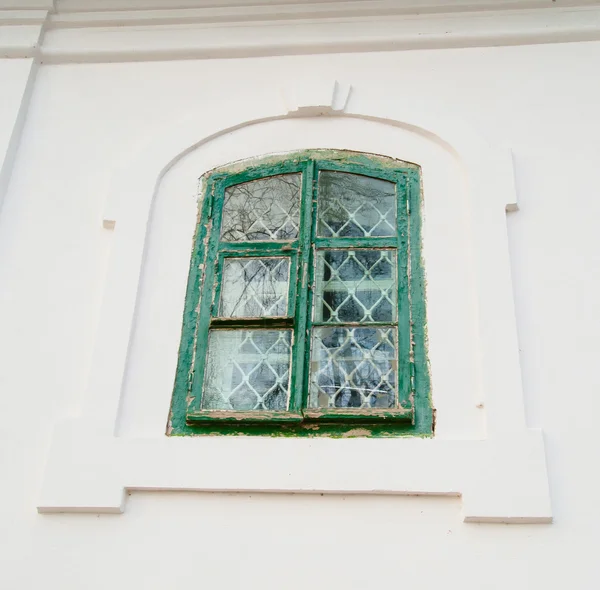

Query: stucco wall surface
[{"left": 1, "top": 40, "right": 600, "bottom": 588}]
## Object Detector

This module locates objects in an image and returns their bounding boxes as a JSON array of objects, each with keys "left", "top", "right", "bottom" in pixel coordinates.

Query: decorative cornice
[
  {"left": 47, "top": 0, "right": 569, "bottom": 24},
  {"left": 48, "top": 0, "right": 571, "bottom": 14},
  {"left": 2, "top": 2, "right": 600, "bottom": 62}
]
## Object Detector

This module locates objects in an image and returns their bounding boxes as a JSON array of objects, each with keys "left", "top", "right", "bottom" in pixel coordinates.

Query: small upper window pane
[
  {"left": 318, "top": 171, "right": 396, "bottom": 237},
  {"left": 219, "top": 257, "right": 290, "bottom": 318},
  {"left": 220, "top": 173, "right": 301, "bottom": 242}
]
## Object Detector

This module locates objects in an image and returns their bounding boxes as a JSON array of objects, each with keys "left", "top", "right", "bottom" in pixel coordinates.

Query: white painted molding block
[
  {"left": 281, "top": 79, "right": 352, "bottom": 116},
  {"left": 0, "top": 9, "right": 46, "bottom": 57},
  {"left": 38, "top": 79, "right": 552, "bottom": 523},
  {"left": 0, "top": 58, "right": 38, "bottom": 214}
]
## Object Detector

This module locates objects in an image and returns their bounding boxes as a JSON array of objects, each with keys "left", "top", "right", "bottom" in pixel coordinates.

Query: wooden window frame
[{"left": 169, "top": 150, "right": 432, "bottom": 437}]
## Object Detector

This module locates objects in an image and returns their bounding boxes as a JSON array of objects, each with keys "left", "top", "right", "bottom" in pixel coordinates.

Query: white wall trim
[
  {"left": 38, "top": 78, "right": 552, "bottom": 524},
  {"left": 0, "top": 58, "right": 39, "bottom": 214},
  {"left": 0, "top": 1, "right": 53, "bottom": 9}
]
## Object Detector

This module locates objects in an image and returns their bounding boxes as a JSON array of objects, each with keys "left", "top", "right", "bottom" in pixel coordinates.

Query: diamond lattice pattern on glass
[
  {"left": 309, "top": 327, "right": 397, "bottom": 408},
  {"left": 219, "top": 257, "right": 290, "bottom": 318},
  {"left": 318, "top": 171, "right": 396, "bottom": 237},
  {"left": 202, "top": 330, "right": 292, "bottom": 411},
  {"left": 314, "top": 250, "right": 397, "bottom": 323},
  {"left": 220, "top": 173, "right": 301, "bottom": 242}
]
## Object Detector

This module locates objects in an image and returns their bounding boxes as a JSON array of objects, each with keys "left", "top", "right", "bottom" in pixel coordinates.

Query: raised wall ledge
[
  {"left": 2, "top": 3, "right": 600, "bottom": 61},
  {"left": 38, "top": 79, "right": 552, "bottom": 523},
  {"left": 39, "top": 425, "right": 551, "bottom": 524}
]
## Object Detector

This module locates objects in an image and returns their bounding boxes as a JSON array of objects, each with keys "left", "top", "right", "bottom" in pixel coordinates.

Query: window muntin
[{"left": 170, "top": 152, "right": 430, "bottom": 435}]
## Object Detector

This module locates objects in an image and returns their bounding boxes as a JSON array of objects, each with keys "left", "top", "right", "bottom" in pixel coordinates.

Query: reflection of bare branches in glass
[
  {"left": 318, "top": 171, "right": 396, "bottom": 237},
  {"left": 202, "top": 330, "right": 292, "bottom": 410},
  {"left": 221, "top": 174, "right": 301, "bottom": 242},
  {"left": 316, "top": 250, "right": 397, "bottom": 324},
  {"left": 309, "top": 327, "right": 396, "bottom": 409},
  {"left": 221, "top": 258, "right": 290, "bottom": 318}
]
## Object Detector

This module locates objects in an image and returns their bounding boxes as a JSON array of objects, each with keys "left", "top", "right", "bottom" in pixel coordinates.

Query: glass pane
[
  {"left": 309, "top": 327, "right": 397, "bottom": 409},
  {"left": 202, "top": 330, "right": 292, "bottom": 411},
  {"left": 314, "top": 250, "right": 397, "bottom": 323},
  {"left": 219, "top": 257, "right": 290, "bottom": 318},
  {"left": 318, "top": 171, "right": 396, "bottom": 237},
  {"left": 220, "top": 173, "right": 301, "bottom": 242}
]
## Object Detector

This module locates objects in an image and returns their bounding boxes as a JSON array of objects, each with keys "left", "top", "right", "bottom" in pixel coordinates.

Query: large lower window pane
[
  {"left": 314, "top": 250, "right": 397, "bottom": 323},
  {"left": 202, "top": 330, "right": 292, "bottom": 411},
  {"left": 219, "top": 257, "right": 290, "bottom": 318},
  {"left": 318, "top": 171, "right": 396, "bottom": 237},
  {"left": 309, "top": 326, "right": 397, "bottom": 409}
]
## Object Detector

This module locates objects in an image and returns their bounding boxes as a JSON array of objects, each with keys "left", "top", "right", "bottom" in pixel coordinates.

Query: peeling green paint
[{"left": 167, "top": 150, "right": 433, "bottom": 438}]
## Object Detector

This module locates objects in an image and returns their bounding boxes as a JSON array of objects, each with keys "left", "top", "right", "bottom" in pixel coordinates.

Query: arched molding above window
[
  {"left": 102, "top": 79, "right": 511, "bottom": 228},
  {"left": 38, "top": 80, "right": 551, "bottom": 524}
]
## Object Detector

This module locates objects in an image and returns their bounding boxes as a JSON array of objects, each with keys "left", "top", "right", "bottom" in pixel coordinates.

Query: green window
[{"left": 169, "top": 151, "right": 432, "bottom": 437}]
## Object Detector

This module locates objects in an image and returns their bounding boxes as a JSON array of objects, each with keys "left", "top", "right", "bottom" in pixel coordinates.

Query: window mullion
[{"left": 287, "top": 160, "right": 315, "bottom": 413}]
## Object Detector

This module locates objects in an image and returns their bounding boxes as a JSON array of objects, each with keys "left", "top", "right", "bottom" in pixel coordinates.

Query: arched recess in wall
[
  {"left": 95, "top": 83, "right": 521, "bottom": 441},
  {"left": 118, "top": 116, "right": 480, "bottom": 440},
  {"left": 94, "top": 82, "right": 520, "bottom": 437},
  {"left": 39, "top": 81, "right": 551, "bottom": 524}
]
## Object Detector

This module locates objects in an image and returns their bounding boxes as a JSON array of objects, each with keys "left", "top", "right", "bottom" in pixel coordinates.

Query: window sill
[
  {"left": 186, "top": 410, "right": 304, "bottom": 424},
  {"left": 302, "top": 408, "right": 413, "bottom": 422},
  {"left": 185, "top": 408, "right": 414, "bottom": 425}
]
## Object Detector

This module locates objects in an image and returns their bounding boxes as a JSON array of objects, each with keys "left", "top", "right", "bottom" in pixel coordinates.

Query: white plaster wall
[{"left": 1, "top": 41, "right": 600, "bottom": 587}]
